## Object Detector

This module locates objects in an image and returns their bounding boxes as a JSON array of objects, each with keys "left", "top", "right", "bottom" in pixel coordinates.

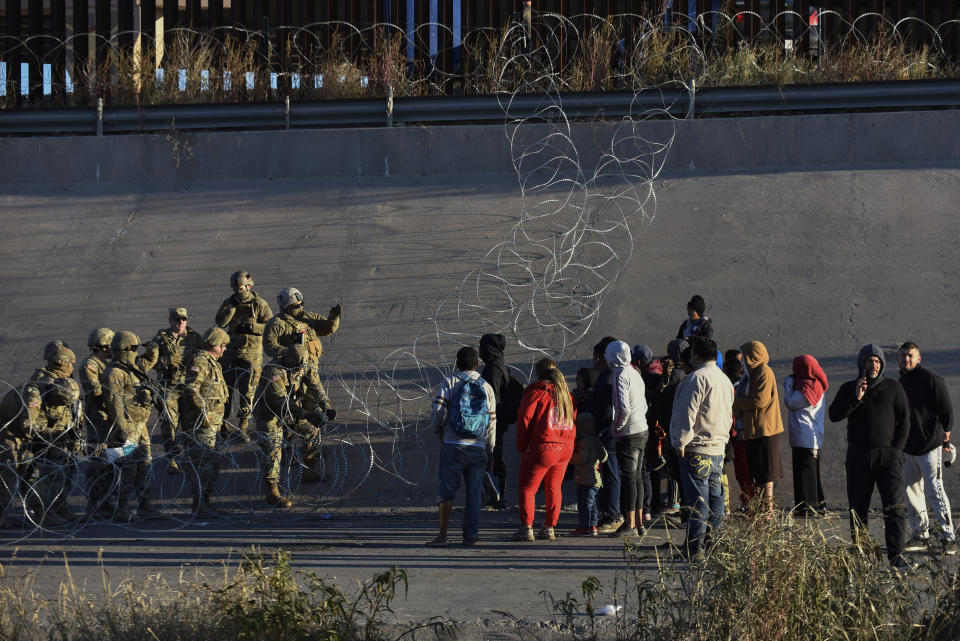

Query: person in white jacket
[
  {"left": 783, "top": 354, "right": 828, "bottom": 516},
  {"left": 669, "top": 339, "right": 734, "bottom": 557},
  {"left": 604, "top": 340, "right": 648, "bottom": 537}
]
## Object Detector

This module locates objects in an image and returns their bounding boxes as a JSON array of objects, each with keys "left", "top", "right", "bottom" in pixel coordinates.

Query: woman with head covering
[
  {"left": 784, "top": 355, "right": 829, "bottom": 516},
  {"left": 512, "top": 358, "right": 577, "bottom": 541},
  {"left": 733, "top": 341, "right": 784, "bottom": 515}
]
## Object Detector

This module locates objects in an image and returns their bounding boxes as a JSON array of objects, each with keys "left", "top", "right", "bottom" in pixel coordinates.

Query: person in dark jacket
[
  {"left": 590, "top": 336, "right": 622, "bottom": 533},
  {"left": 646, "top": 339, "right": 689, "bottom": 515},
  {"left": 480, "top": 333, "right": 511, "bottom": 509},
  {"left": 829, "top": 344, "right": 911, "bottom": 567},
  {"left": 676, "top": 295, "right": 714, "bottom": 341},
  {"left": 898, "top": 342, "right": 956, "bottom": 553}
]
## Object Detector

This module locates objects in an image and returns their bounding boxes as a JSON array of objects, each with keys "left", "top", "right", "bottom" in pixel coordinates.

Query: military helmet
[
  {"left": 231, "top": 270, "right": 254, "bottom": 290},
  {"left": 43, "top": 340, "right": 69, "bottom": 361},
  {"left": 111, "top": 330, "right": 140, "bottom": 351},
  {"left": 49, "top": 347, "right": 76, "bottom": 369},
  {"left": 283, "top": 344, "right": 310, "bottom": 368},
  {"left": 48, "top": 377, "right": 80, "bottom": 405},
  {"left": 277, "top": 287, "right": 304, "bottom": 309},
  {"left": 88, "top": 328, "right": 115, "bottom": 350},
  {"left": 202, "top": 327, "right": 230, "bottom": 348}
]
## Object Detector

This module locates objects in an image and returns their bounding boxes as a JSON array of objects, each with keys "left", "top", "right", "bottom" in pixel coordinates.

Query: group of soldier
[{"left": 0, "top": 271, "right": 343, "bottom": 527}]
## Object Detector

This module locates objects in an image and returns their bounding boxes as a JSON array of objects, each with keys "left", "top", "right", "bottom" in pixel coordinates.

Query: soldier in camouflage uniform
[
  {"left": 27, "top": 372, "right": 83, "bottom": 527},
  {"left": 180, "top": 327, "right": 230, "bottom": 519},
  {"left": 101, "top": 331, "right": 160, "bottom": 522},
  {"left": 254, "top": 344, "right": 336, "bottom": 507},
  {"left": 263, "top": 287, "right": 341, "bottom": 414},
  {"left": 215, "top": 271, "right": 273, "bottom": 442},
  {"left": 79, "top": 328, "right": 116, "bottom": 520},
  {"left": 151, "top": 307, "right": 203, "bottom": 470},
  {"left": 0, "top": 384, "right": 42, "bottom": 528}
]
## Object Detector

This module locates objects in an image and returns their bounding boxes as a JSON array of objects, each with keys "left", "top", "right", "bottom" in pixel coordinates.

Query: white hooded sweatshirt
[{"left": 604, "top": 340, "right": 648, "bottom": 438}]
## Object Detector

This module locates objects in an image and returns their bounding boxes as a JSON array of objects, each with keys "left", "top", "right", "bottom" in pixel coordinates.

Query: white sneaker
[{"left": 903, "top": 535, "right": 929, "bottom": 553}]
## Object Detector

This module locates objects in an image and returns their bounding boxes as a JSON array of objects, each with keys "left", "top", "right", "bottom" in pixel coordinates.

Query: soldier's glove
[
  {"left": 308, "top": 408, "right": 328, "bottom": 428},
  {"left": 143, "top": 341, "right": 160, "bottom": 359},
  {"left": 329, "top": 304, "right": 342, "bottom": 319},
  {"left": 325, "top": 408, "right": 337, "bottom": 421}
]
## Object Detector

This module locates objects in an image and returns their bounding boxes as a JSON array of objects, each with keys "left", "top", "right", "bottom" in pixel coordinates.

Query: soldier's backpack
[{"left": 448, "top": 372, "right": 491, "bottom": 439}]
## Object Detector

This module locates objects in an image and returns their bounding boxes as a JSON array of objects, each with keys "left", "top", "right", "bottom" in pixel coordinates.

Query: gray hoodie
[{"left": 604, "top": 340, "right": 648, "bottom": 438}]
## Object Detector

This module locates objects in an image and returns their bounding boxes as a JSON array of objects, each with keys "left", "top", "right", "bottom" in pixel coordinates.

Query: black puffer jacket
[
  {"left": 479, "top": 333, "right": 509, "bottom": 418},
  {"left": 900, "top": 365, "right": 953, "bottom": 455}
]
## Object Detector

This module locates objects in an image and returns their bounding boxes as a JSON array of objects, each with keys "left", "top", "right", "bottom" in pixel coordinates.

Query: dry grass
[
  {"left": 2, "top": 13, "right": 955, "bottom": 109},
  {"left": 0, "top": 550, "right": 451, "bottom": 641},
  {"left": 542, "top": 511, "right": 960, "bottom": 641}
]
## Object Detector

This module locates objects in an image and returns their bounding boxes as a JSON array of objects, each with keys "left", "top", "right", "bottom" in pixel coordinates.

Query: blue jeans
[
  {"left": 679, "top": 452, "right": 725, "bottom": 553},
  {"left": 437, "top": 442, "right": 488, "bottom": 542},
  {"left": 577, "top": 484, "right": 599, "bottom": 528}
]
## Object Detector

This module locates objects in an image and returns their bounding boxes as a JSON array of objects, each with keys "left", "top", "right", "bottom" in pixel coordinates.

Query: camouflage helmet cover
[
  {"left": 202, "top": 327, "right": 230, "bottom": 348},
  {"left": 43, "top": 340, "right": 69, "bottom": 361},
  {"left": 231, "top": 270, "right": 254, "bottom": 289},
  {"left": 277, "top": 287, "right": 304, "bottom": 309},
  {"left": 88, "top": 327, "right": 115, "bottom": 349},
  {"left": 49, "top": 347, "right": 76, "bottom": 369},
  {"left": 111, "top": 330, "right": 140, "bottom": 351}
]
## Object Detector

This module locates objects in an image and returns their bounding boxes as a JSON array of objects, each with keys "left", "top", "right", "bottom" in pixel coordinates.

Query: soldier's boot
[
  {"left": 139, "top": 496, "right": 160, "bottom": 519},
  {"left": 264, "top": 482, "right": 292, "bottom": 508},
  {"left": 237, "top": 415, "right": 252, "bottom": 444},
  {"left": 300, "top": 459, "right": 325, "bottom": 484},
  {"left": 37, "top": 506, "right": 66, "bottom": 527},
  {"left": 54, "top": 501, "right": 81, "bottom": 522},
  {"left": 191, "top": 495, "right": 223, "bottom": 519},
  {"left": 113, "top": 499, "right": 134, "bottom": 523},
  {"left": 167, "top": 459, "right": 181, "bottom": 475}
]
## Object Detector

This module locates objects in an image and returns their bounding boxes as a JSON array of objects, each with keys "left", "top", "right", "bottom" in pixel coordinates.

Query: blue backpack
[{"left": 448, "top": 372, "right": 491, "bottom": 439}]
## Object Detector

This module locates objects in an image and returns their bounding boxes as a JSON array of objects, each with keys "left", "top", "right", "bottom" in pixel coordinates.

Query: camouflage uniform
[
  {"left": 263, "top": 302, "right": 340, "bottom": 414},
  {"left": 181, "top": 330, "right": 229, "bottom": 516},
  {"left": 101, "top": 332, "right": 159, "bottom": 520},
  {"left": 79, "top": 347, "right": 115, "bottom": 518},
  {"left": 0, "top": 385, "right": 41, "bottom": 527},
  {"left": 253, "top": 345, "right": 332, "bottom": 506},
  {"left": 216, "top": 284, "right": 273, "bottom": 436},
  {"left": 151, "top": 322, "right": 203, "bottom": 456},
  {"left": 27, "top": 371, "right": 82, "bottom": 526}
]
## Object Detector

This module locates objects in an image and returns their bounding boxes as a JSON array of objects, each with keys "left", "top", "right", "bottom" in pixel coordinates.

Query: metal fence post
[{"left": 96, "top": 97, "right": 103, "bottom": 135}]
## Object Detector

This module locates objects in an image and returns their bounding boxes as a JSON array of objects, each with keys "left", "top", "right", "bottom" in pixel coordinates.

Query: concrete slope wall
[{"left": 0, "top": 111, "right": 959, "bottom": 510}]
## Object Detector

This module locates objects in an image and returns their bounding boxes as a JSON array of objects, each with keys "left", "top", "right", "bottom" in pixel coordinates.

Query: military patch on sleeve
[
  {"left": 190, "top": 366, "right": 200, "bottom": 372},
  {"left": 28, "top": 401, "right": 39, "bottom": 408},
  {"left": 86, "top": 364, "right": 97, "bottom": 372},
  {"left": 271, "top": 374, "right": 282, "bottom": 382}
]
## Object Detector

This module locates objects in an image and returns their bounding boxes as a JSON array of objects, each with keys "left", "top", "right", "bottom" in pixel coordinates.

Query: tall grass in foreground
[
  {"left": 0, "top": 550, "right": 451, "bottom": 641},
  {"left": 544, "top": 512, "right": 960, "bottom": 641}
]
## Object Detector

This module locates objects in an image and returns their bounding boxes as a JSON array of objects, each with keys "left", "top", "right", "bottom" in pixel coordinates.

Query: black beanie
[{"left": 687, "top": 295, "right": 706, "bottom": 316}]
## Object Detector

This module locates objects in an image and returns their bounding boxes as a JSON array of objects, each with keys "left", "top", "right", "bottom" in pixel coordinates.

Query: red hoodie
[{"left": 516, "top": 381, "right": 577, "bottom": 452}]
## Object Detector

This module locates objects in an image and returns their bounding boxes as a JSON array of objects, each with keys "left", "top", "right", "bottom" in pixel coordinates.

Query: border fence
[{"left": 0, "top": 1, "right": 958, "bottom": 108}]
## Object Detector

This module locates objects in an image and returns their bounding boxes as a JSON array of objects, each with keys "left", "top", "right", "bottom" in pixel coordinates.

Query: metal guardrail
[{"left": 0, "top": 79, "right": 958, "bottom": 136}]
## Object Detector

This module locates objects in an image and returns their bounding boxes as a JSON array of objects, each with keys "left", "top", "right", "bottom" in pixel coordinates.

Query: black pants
[
  {"left": 845, "top": 446, "right": 907, "bottom": 562},
  {"left": 616, "top": 433, "right": 647, "bottom": 516},
  {"left": 792, "top": 447, "right": 825, "bottom": 514}
]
